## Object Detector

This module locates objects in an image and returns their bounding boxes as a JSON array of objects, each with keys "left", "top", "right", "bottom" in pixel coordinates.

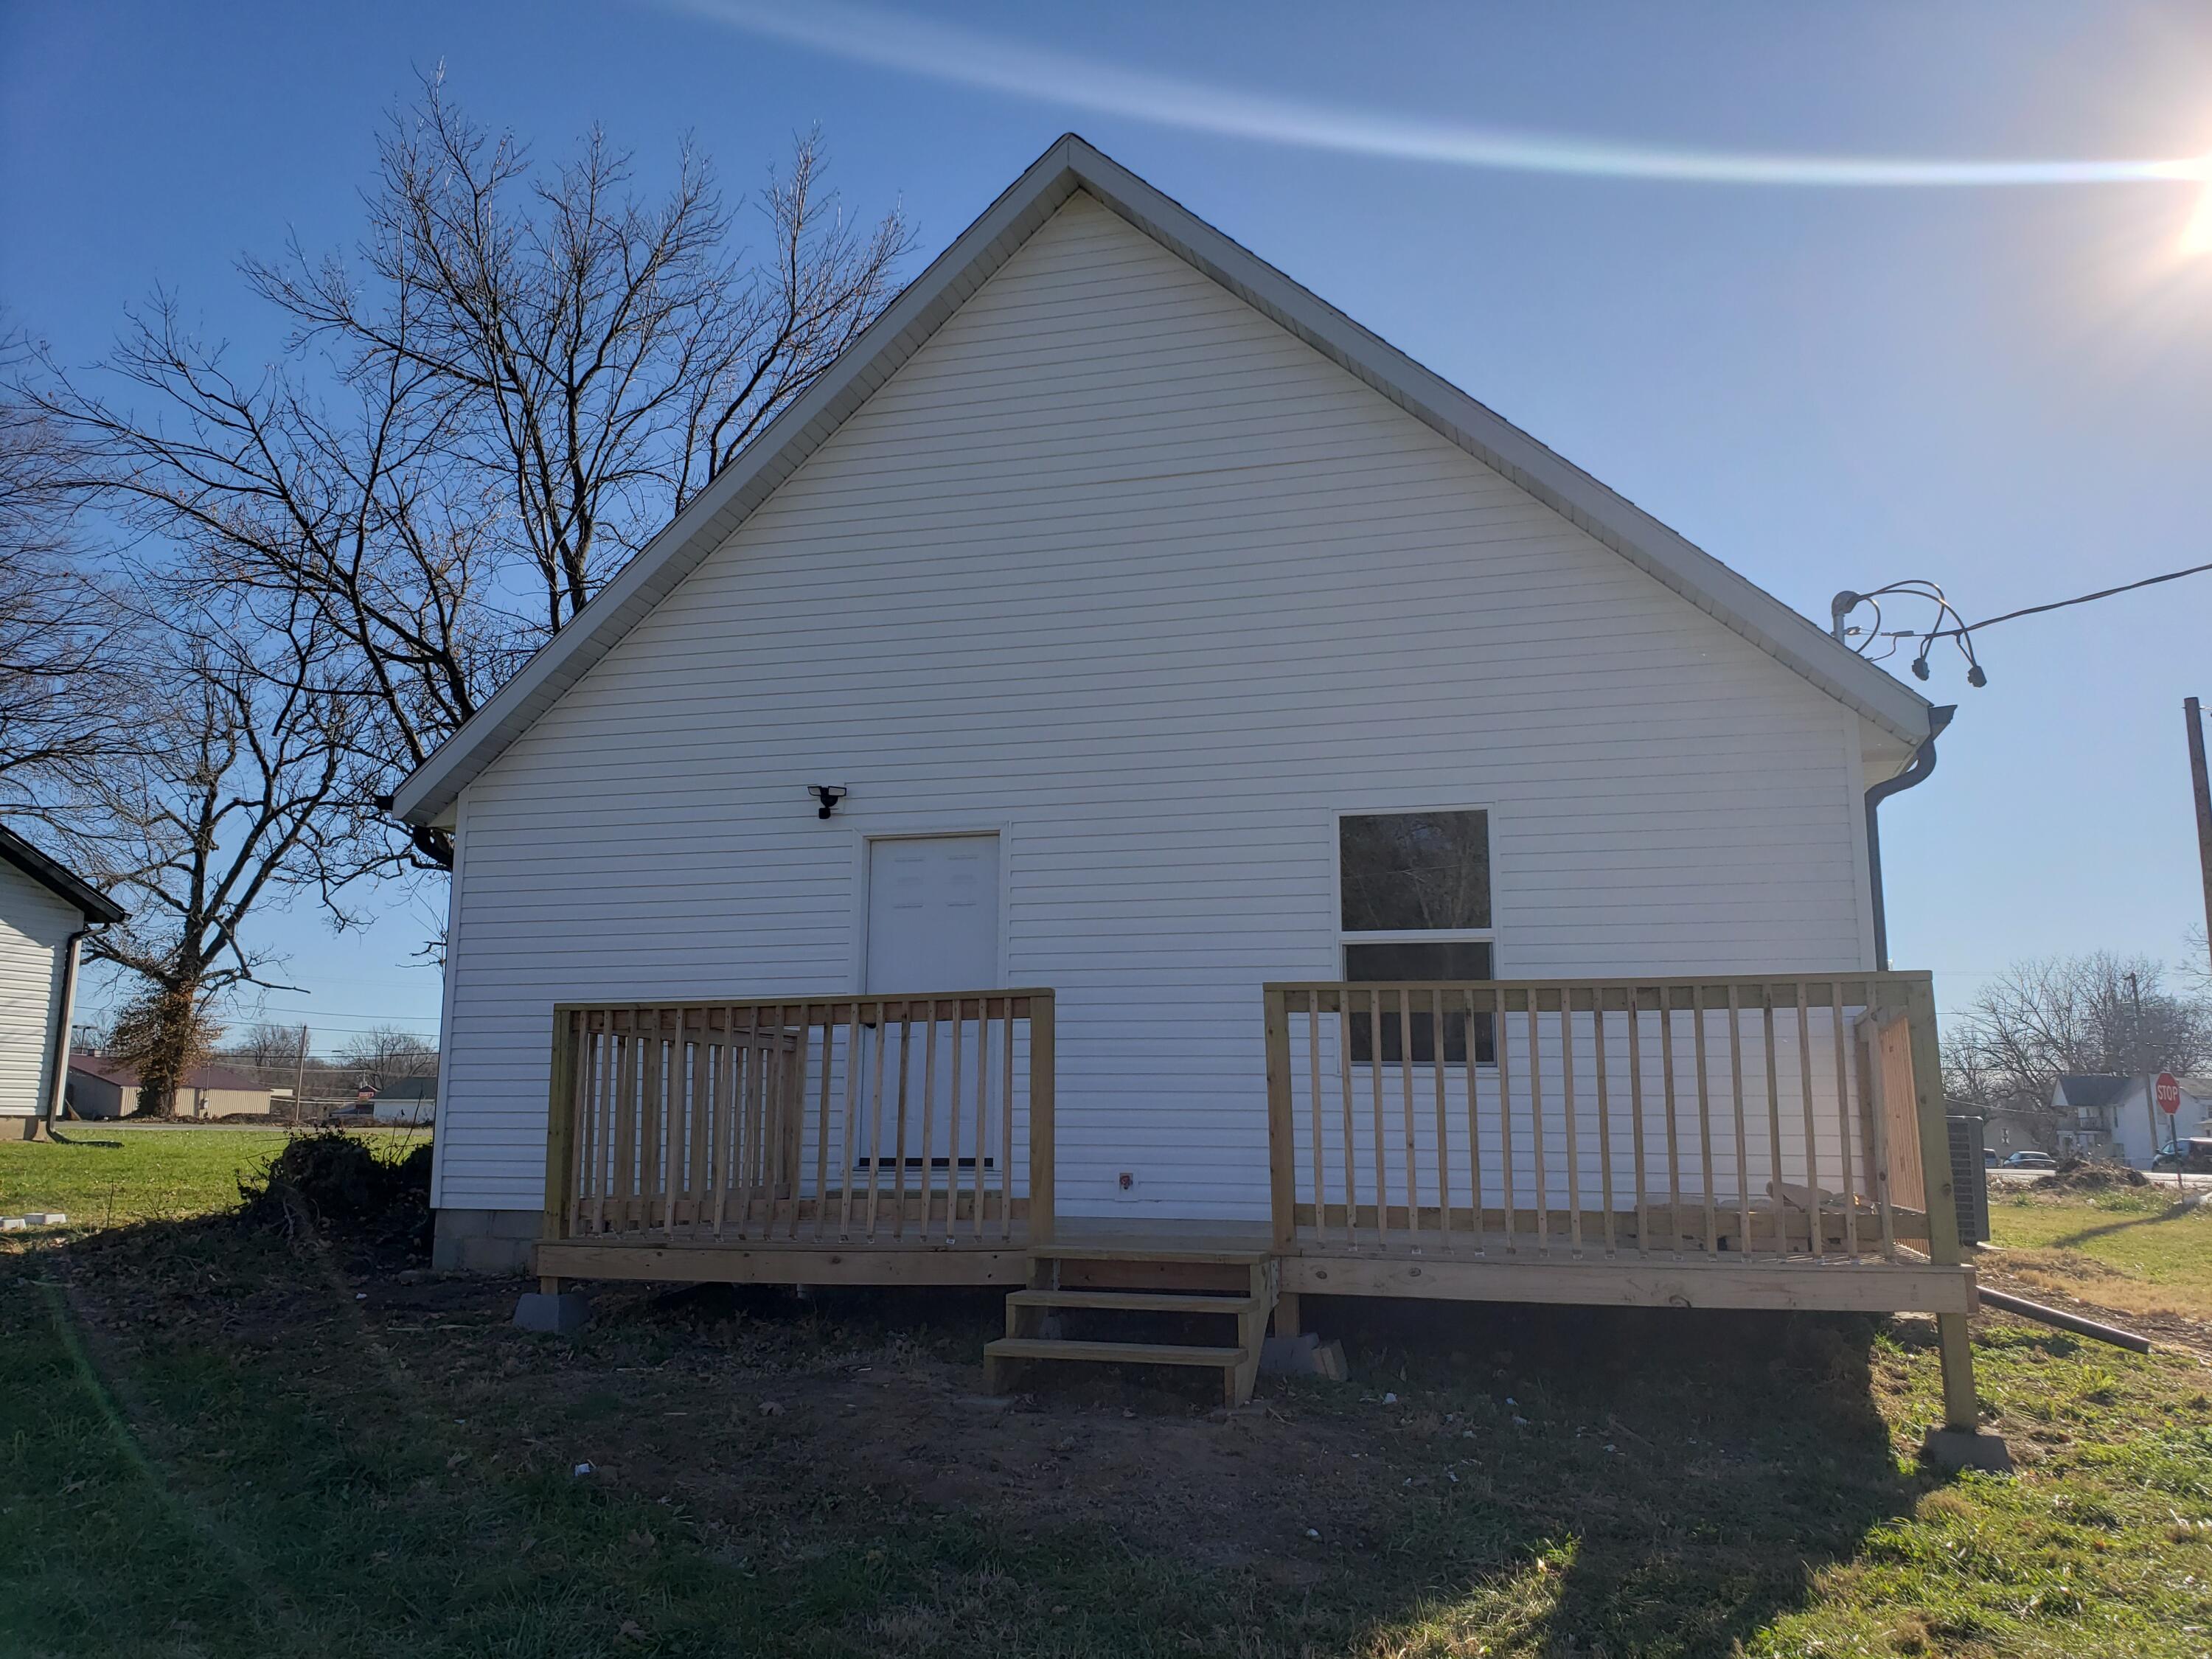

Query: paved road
[{"left": 1985, "top": 1166, "right": 2212, "bottom": 1192}]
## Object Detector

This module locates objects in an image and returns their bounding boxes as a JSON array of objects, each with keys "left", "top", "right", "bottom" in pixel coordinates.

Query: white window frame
[{"left": 1332, "top": 804, "right": 1499, "bottom": 1067}]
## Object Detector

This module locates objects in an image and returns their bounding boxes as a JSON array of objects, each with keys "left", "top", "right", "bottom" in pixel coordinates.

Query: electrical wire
[
  {"left": 1839, "top": 557, "right": 2212, "bottom": 689},
  {"left": 1836, "top": 580, "right": 1983, "bottom": 684},
  {"left": 1929, "top": 559, "right": 2212, "bottom": 639}
]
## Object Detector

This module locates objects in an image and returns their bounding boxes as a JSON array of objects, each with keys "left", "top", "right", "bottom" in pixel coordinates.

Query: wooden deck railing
[
  {"left": 1262, "top": 974, "right": 1955, "bottom": 1266},
  {"left": 544, "top": 992, "right": 1055, "bottom": 1248}
]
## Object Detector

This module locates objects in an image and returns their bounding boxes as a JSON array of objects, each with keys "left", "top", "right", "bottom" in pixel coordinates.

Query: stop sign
[{"left": 2156, "top": 1072, "right": 2182, "bottom": 1116}]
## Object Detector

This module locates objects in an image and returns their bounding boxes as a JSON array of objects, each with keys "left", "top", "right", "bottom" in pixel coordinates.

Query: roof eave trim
[{"left": 0, "top": 824, "right": 127, "bottom": 924}]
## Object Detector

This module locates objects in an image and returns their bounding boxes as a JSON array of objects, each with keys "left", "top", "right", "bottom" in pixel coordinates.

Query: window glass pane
[
  {"left": 1344, "top": 941, "right": 1494, "bottom": 1063},
  {"left": 1339, "top": 811, "right": 1491, "bottom": 932},
  {"left": 1343, "top": 942, "right": 1494, "bottom": 981}
]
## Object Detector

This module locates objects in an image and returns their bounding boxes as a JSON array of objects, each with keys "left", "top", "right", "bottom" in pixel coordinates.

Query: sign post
[{"left": 2156, "top": 1072, "right": 2183, "bottom": 1192}]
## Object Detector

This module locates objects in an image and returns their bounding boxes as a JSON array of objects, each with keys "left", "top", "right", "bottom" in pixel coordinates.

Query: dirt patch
[
  {"left": 462, "top": 1277, "right": 1475, "bottom": 1573},
  {"left": 2043, "top": 1159, "right": 2149, "bottom": 1193},
  {"left": 1976, "top": 1265, "right": 2212, "bottom": 1363}
]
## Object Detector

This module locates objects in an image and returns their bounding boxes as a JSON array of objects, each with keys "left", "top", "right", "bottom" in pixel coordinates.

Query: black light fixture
[{"left": 807, "top": 784, "right": 848, "bottom": 820}]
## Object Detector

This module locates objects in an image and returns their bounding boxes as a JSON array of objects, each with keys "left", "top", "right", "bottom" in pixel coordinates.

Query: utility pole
[
  {"left": 2188, "top": 698, "right": 2212, "bottom": 981},
  {"left": 292, "top": 1023, "right": 310, "bottom": 1127}
]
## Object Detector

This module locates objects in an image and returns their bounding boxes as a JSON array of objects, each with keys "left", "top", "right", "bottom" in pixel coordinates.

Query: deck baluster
[
  {"left": 1593, "top": 995, "right": 1614, "bottom": 1257},
  {"left": 1626, "top": 992, "right": 1647, "bottom": 1258},
  {"left": 1834, "top": 981, "right": 1862, "bottom": 1262},
  {"left": 1562, "top": 992, "right": 1581, "bottom": 1258},
  {"left": 1797, "top": 984, "right": 1819, "bottom": 1257},
  {"left": 1527, "top": 996, "right": 1548, "bottom": 1256},
  {"left": 1432, "top": 987, "right": 1452, "bottom": 1251},
  {"left": 1694, "top": 987, "right": 1717, "bottom": 1256},
  {"left": 1463, "top": 988, "right": 1486, "bottom": 1256},
  {"left": 1497, "top": 989, "right": 1517, "bottom": 1255},
  {"left": 1728, "top": 987, "right": 1750, "bottom": 1259}
]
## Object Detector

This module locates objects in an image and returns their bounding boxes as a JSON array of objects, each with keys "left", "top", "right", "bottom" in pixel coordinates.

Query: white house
[
  {"left": 388, "top": 137, "right": 1976, "bottom": 1424},
  {"left": 365, "top": 1077, "right": 437, "bottom": 1124},
  {"left": 2051, "top": 1073, "right": 2202, "bottom": 1166},
  {"left": 0, "top": 823, "right": 125, "bottom": 1138}
]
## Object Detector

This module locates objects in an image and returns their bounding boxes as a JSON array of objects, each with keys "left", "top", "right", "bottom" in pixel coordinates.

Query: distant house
[
  {"left": 2051, "top": 1074, "right": 2207, "bottom": 1166},
  {"left": 66, "top": 1055, "right": 279, "bottom": 1120},
  {"left": 0, "top": 823, "right": 125, "bottom": 1138},
  {"left": 1978, "top": 1106, "right": 2046, "bottom": 1159},
  {"left": 361, "top": 1077, "right": 436, "bottom": 1124}
]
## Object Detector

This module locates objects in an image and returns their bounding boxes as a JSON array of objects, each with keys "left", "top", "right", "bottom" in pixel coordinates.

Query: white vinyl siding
[
  {"left": 435, "top": 192, "right": 1874, "bottom": 1219},
  {"left": 0, "top": 864, "right": 76, "bottom": 1117}
]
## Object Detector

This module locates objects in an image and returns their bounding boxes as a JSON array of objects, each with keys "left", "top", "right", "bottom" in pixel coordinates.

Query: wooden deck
[{"left": 531, "top": 975, "right": 1980, "bottom": 1419}]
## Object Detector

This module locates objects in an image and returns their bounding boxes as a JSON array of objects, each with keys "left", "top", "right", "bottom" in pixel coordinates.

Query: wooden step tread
[
  {"left": 1006, "top": 1289, "right": 1258, "bottom": 1314},
  {"left": 984, "top": 1337, "right": 1248, "bottom": 1368},
  {"left": 1029, "top": 1240, "right": 1276, "bottom": 1266}
]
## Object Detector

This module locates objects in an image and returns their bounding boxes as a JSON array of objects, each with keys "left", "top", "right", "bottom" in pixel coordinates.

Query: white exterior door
[
  {"left": 864, "top": 835, "right": 1000, "bottom": 993},
  {"left": 862, "top": 835, "right": 1001, "bottom": 1182}
]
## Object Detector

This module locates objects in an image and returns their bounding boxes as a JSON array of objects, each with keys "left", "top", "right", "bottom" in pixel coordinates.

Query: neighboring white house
[
  {"left": 2051, "top": 1073, "right": 2205, "bottom": 1166},
  {"left": 361, "top": 1077, "right": 437, "bottom": 1124},
  {"left": 392, "top": 136, "right": 1946, "bottom": 1273},
  {"left": 0, "top": 824, "right": 125, "bottom": 1138}
]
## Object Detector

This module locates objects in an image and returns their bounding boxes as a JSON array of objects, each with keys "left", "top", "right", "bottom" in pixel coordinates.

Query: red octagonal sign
[{"left": 2156, "top": 1072, "right": 2182, "bottom": 1116}]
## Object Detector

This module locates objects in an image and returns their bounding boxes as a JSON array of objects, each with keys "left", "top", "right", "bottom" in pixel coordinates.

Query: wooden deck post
[
  {"left": 1902, "top": 975, "right": 1978, "bottom": 1430},
  {"left": 1027, "top": 992, "right": 1056, "bottom": 1245},
  {"left": 543, "top": 1006, "right": 581, "bottom": 1256},
  {"left": 1264, "top": 987, "right": 1297, "bottom": 1256}
]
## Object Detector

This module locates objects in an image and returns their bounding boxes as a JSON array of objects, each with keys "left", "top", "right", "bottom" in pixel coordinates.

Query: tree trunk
[{"left": 127, "top": 981, "right": 205, "bottom": 1119}]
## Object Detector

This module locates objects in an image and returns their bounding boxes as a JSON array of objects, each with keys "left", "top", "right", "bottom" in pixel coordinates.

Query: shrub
[{"left": 239, "top": 1129, "right": 431, "bottom": 1251}]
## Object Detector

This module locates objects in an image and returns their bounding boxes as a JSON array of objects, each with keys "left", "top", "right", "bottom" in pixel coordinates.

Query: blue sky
[{"left": 7, "top": 1, "right": 2212, "bottom": 1048}]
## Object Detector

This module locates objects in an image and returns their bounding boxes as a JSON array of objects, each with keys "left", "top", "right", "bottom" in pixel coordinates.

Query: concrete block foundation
[{"left": 431, "top": 1208, "right": 540, "bottom": 1274}]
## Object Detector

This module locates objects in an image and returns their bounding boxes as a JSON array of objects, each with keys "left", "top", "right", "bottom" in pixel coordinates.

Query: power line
[{"left": 1930, "top": 559, "right": 2212, "bottom": 639}]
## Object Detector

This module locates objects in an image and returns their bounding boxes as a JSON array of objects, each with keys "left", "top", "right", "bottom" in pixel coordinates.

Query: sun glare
[{"left": 2183, "top": 173, "right": 2212, "bottom": 257}]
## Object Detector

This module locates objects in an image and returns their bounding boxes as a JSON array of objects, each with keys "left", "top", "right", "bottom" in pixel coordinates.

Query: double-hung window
[{"left": 1338, "top": 808, "right": 1495, "bottom": 1064}]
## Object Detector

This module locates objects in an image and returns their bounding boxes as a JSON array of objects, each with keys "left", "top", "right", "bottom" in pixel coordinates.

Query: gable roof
[
  {"left": 69, "top": 1055, "right": 267, "bottom": 1093},
  {"left": 0, "top": 821, "right": 126, "bottom": 924},
  {"left": 2053, "top": 1074, "right": 2136, "bottom": 1110},
  {"left": 394, "top": 133, "right": 1935, "bottom": 827}
]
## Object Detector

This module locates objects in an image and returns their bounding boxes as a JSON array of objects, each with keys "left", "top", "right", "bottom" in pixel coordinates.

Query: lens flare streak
[{"left": 666, "top": 0, "right": 2212, "bottom": 203}]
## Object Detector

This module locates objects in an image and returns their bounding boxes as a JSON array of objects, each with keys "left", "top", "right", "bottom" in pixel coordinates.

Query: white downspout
[{"left": 41, "top": 928, "right": 88, "bottom": 1138}]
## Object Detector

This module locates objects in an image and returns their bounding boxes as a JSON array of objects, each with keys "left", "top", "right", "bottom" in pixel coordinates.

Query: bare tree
[
  {"left": 338, "top": 1024, "right": 439, "bottom": 1091},
  {"left": 24, "top": 76, "right": 911, "bottom": 886},
  {"left": 1944, "top": 952, "right": 2212, "bottom": 1137},
  {"left": 223, "top": 1020, "right": 308, "bottom": 1071},
  {"left": 0, "top": 327, "right": 130, "bottom": 806},
  {"left": 66, "top": 616, "right": 364, "bottom": 1116}
]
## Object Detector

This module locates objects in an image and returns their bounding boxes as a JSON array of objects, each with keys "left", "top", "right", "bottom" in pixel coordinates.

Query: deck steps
[
  {"left": 985, "top": 1243, "right": 1281, "bottom": 1405},
  {"left": 1026, "top": 1239, "right": 1275, "bottom": 1266},
  {"left": 982, "top": 1337, "right": 1248, "bottom": 1368},
  {"left": 1004, "top": 1288, "right": 1259, "bottom": 1315}
]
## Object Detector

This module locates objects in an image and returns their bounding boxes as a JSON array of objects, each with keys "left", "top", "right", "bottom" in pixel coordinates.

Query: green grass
[
  {"left": 4, "top": 1134, "right": 2211, "bottom": 1657},
  {"left": 0, "top": 1126, "right": 301, "bottom": 1229},
  {"left": 1987, "top": 1189, "right": 2212, "bottom": 1324}
]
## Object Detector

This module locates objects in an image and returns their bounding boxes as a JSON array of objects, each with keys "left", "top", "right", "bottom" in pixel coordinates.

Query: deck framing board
[{"left": 537, "top": 1233, "right": 1972, "bottom": 1312}]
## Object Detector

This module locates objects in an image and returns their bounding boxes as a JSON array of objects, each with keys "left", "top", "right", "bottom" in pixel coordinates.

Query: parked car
[
  {"left": 2151, "top": 1138, "right": 2212, "bottom": 1173},
  {"left": 2002, "top": 1150, "right": 2058, "bottom": 1170},
  {"left": 1982, "top": 1147, "right": 1997, "bottom": 1167}
]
